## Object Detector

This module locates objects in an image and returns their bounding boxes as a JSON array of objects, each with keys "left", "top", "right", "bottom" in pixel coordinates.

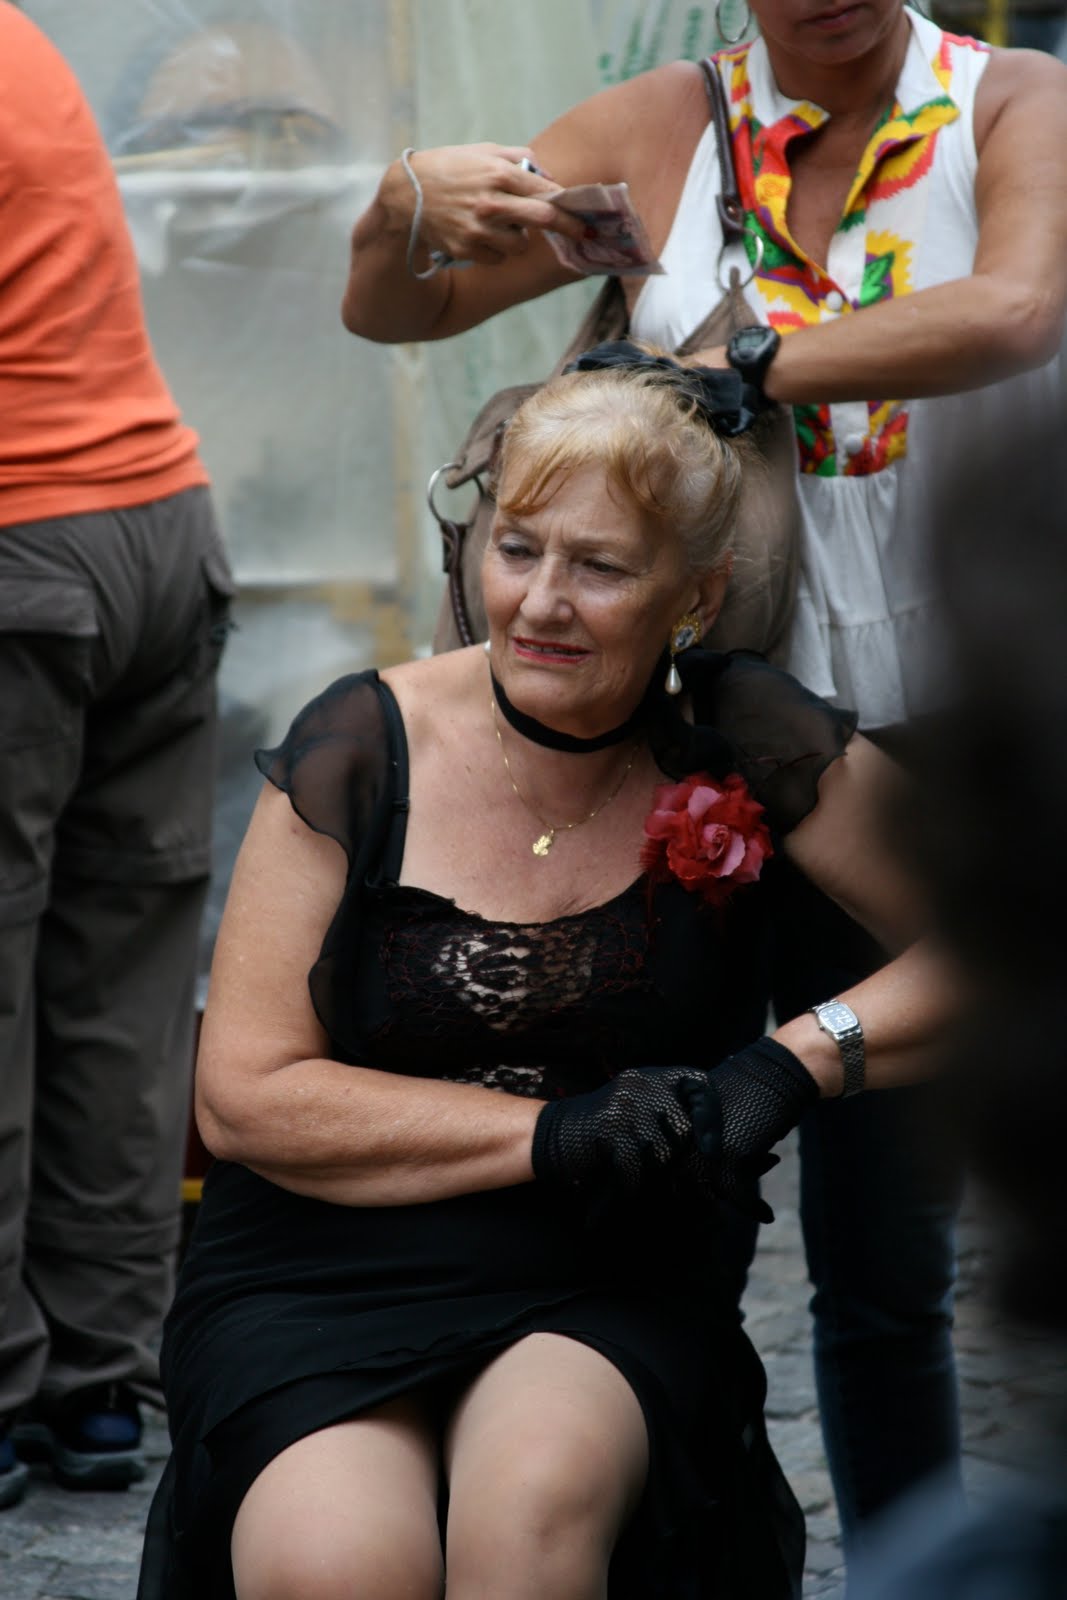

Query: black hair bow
[{"left": 564, "top": 339, "right": 761, "bottom": 438}]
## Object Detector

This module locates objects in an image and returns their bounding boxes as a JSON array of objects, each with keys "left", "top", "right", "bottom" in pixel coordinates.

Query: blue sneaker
[
  {"left": 14, "top": 1384, "right": 145, "bottom": 1490},
  {"left": 0, "top": 1428, "right": 30, "bottom": 1509}
]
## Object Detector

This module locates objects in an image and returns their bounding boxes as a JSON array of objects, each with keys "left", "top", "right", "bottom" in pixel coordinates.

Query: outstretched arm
[
  {"left": 344, "top": 48, "right": 1067, "bottom": 393},
  {"left": 340, "top": 61, "right": 706, "bottom": 343}
]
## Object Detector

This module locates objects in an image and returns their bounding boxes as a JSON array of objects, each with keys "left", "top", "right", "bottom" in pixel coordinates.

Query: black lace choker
[{"left": 490, "top": 670, "right": 646, "bottom": 753}]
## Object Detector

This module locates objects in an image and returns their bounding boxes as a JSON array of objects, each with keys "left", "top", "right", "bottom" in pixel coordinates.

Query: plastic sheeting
[{"left": 20, "top": 0, "right": 742, "bottom": 981}]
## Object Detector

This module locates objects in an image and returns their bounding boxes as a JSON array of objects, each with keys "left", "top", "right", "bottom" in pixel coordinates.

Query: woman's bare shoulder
[
  {"left": 381, "top": 646, "right": 479, "bottom": 695},
  {"left": 382, "top": 648, "right": 486, "bottom": 744},
  {"left": 533, "top": 59, "right": 710, "bottom": 186},
  {"left": 546, "top": 58, "right": 707, "bottom": 127},
  {"left": 531, "top": 60, "right": 711, "bottom": 257},
  {"left": 601, "top": 57, "right": 709, "bottom": 114},
  {"left": 975, "top": 45, "right": 1067, "bottom": 151}
]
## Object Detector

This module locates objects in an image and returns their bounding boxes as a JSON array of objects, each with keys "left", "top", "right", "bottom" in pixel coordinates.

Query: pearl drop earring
[{"left": 665, "top": 612, "right": 701, "bottom": 695}]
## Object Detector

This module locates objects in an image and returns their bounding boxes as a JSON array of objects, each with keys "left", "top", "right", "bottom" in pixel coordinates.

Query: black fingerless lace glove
[
  {"left": 684, "top": 1036, "right": 820, "bottom": 1223},
  {"left": 532, "top": 1066, "right": 708, "bottom": 1195}
]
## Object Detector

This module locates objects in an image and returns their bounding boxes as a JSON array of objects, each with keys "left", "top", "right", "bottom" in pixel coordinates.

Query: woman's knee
[
  {"left": 447, "top": 1441, "right": 622, "bottom": 1600},
  {"left": 452, "top": 1426, "right": 619, "bottom": 1550},
  {"left": 444, "top": 1335, "right": 648, "bottom": 1590},
  {"left": 231, "top": 1404, "right": 444, "bottom": 1600}
]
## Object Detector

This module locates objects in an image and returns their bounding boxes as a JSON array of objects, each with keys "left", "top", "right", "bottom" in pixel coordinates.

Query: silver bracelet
[{"left": 399, "top": 146, "right": 453, "bottom": 281}]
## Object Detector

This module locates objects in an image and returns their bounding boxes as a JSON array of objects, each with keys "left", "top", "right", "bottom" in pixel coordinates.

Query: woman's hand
[
  {"left": 380, "top": 142, "right": 586, "bottom": 270},
  {"left": 530, "top": 1042, "right": 818, "bottom": 1215},
  {"left": 342, "top": 139, "right": 591, "bottom": 340},
  {"left": 531, "top": 1066, "right": 710, "bottom": 1195},
  {"left": 682, "top": 1037, "right": 820, "bottom": 1221}
]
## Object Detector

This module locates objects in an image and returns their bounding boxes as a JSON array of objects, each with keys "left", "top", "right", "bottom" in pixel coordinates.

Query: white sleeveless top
[{"left": 632, "top": 12, "right": 1061, "bottom": 728}]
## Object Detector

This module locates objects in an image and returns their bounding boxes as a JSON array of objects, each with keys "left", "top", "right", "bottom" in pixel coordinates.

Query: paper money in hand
[{"left": 545, "top": 182, "right": 664, "bottom": 278}]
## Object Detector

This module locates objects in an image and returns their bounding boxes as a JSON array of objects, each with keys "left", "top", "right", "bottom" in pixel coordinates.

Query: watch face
[
  {"left": 818, "top": 1001, "right": 859, "bottom": 1035},
  {"left": 733, "top": 326, "right": 771, "bottom": 359}
]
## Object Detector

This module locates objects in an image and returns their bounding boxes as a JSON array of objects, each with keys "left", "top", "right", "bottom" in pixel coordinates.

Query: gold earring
[{"left": 665, "top": 611, "right": 701, "bottom": 695}]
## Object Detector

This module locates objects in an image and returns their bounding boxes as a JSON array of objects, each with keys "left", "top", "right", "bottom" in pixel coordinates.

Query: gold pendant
[{"left": 532, "top": 830, "right": 555, "bottom": 857}]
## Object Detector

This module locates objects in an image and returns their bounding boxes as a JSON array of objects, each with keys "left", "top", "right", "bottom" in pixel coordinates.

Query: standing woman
[{"left": 341, "top": 0, "right": 1067, "bottom": 1548}]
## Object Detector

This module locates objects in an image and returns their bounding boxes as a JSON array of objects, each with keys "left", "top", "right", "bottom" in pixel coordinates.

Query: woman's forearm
[
  {"left": 694, "top": 273, "right": 1062, "bottom": 407},
  {"left": 755, "top": 274, "right": 1063, "bottom": 406},
  {"left": 771, "top": 940, "right": 959, "bottom": 1099},
  {"left": 197, "top": 1055, "right": 541, "bottom": 1206},
  {"left": 341, "top": 166, "right": 456, "bottom": 343}
]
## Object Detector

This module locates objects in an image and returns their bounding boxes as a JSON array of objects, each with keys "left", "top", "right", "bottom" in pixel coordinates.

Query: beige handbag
[{"left": 429, "top": 58, "right": 799, "bottom": 661}]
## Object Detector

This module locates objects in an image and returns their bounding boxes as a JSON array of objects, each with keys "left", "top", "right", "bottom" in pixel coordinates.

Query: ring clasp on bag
[
  {"left": 716, "top": 228, "right": 764, "bottom": 292},
  {"left": 426, "top": 462, "right": 464, "bottom": 523},
  {"left": 427, "top": 462, "right": 480, "bottom": 645}
]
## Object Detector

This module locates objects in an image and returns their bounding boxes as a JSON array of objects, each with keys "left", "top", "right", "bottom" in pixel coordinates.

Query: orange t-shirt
[{"left": 0, "top": 3, "right": 208, "bottom": 526}]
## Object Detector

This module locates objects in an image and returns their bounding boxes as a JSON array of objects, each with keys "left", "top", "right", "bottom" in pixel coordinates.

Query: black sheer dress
[{"left": 147, "top": 651, "right": 855, "bottom": 1600}]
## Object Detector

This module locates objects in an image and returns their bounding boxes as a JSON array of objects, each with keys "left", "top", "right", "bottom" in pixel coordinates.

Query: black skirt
[{"left": 142, "top": 1162, "right": 802, "bottom": 1600}]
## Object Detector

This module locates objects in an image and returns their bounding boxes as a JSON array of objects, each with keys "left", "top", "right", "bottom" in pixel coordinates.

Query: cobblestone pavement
[{"left": 1, "top": 1132, "right": 1058, "bottom": 1599}]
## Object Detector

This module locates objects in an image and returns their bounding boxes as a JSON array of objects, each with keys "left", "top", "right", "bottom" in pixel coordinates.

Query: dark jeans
[{"left": 770, "top": 856, "right": 962, "bottom": 1553}]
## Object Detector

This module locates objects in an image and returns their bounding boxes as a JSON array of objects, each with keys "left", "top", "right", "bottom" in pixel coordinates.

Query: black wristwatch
[{"left": 725, "top": 325, "right": 781, "bottom": 401}]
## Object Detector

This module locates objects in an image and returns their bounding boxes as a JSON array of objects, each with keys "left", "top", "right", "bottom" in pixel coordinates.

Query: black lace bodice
[{"left": 372, "top": 882, "right": 656, "bottom": 1096}]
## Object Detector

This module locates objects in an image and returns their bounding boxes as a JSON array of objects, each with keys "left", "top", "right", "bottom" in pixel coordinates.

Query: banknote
[{"left": 545, "top": 181, "right": 664, "bottom": 277}]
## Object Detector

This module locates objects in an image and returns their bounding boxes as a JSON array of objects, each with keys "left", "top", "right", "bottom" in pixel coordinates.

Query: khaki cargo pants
[{"left": 0, "top": 486, "right": 234, "bottom": 1413}]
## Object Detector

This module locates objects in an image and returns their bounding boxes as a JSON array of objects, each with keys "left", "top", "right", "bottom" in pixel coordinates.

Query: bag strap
[
  {"left": 671, "top": 57, "right": 759, "bottom": 356},
  {"left": 698, "top": 56, "right": 746, "bottom": 251},
  {"left": 438, "top": 515, "right": 477, "bottom": 647}
]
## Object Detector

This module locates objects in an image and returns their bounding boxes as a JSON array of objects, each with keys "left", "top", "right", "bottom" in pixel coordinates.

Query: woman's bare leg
[
  {"left": 443, "top": 1333, "right": 649, "bottom": 1600},
  {"left": 231, "top": 1395, "right": 444, "bottom": 1600}
]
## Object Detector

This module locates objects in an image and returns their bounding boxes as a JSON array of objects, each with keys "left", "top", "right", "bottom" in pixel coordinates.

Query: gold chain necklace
[{"left": 491, "top": 696, "right": 640, "bottom": 857}]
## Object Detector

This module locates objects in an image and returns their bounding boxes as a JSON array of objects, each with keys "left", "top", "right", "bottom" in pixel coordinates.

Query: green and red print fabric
[{"left": 720, "top": 31, "right": 987, "bottom": 477}]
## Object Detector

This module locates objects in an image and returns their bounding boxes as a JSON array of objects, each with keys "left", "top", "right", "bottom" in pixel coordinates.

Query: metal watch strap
[{"left": 810, "top": 1001, "right": 865, "bottom": 1098}]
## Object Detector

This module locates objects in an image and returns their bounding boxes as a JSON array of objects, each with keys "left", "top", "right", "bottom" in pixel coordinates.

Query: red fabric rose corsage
[{"left": 640, "top": 772, "right": 773, "bottom": 907}]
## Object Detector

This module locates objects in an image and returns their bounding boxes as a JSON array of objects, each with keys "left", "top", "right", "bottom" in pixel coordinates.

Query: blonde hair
[{"left": 491, "top": 352, "right": 749, "bottom": 573}]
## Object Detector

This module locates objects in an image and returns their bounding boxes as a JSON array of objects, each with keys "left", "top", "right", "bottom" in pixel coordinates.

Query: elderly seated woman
[{"left": 141, "top": 346, "right": 942, "bottom": 1600}]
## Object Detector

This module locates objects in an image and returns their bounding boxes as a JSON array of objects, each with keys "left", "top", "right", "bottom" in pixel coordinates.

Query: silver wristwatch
[{"left": 809, "top": 999, "right": 865, "bottom": 1098}]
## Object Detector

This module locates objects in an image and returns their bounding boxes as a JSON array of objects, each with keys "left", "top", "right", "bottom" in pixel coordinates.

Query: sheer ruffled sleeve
[
  {"left": 704, "top": 652, "right": 858, "bottom": 834},
  {"left": 253, "top": 671, "right": 392, "bottom": 873},
  {"left": 253, "top": 672, "right": 403, "bottom": 1057}
]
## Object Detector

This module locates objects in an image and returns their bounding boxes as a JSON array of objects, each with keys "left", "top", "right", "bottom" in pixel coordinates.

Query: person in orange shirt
[{"left": 0, "top": 1, "right": 234, "bottom": 1508}]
